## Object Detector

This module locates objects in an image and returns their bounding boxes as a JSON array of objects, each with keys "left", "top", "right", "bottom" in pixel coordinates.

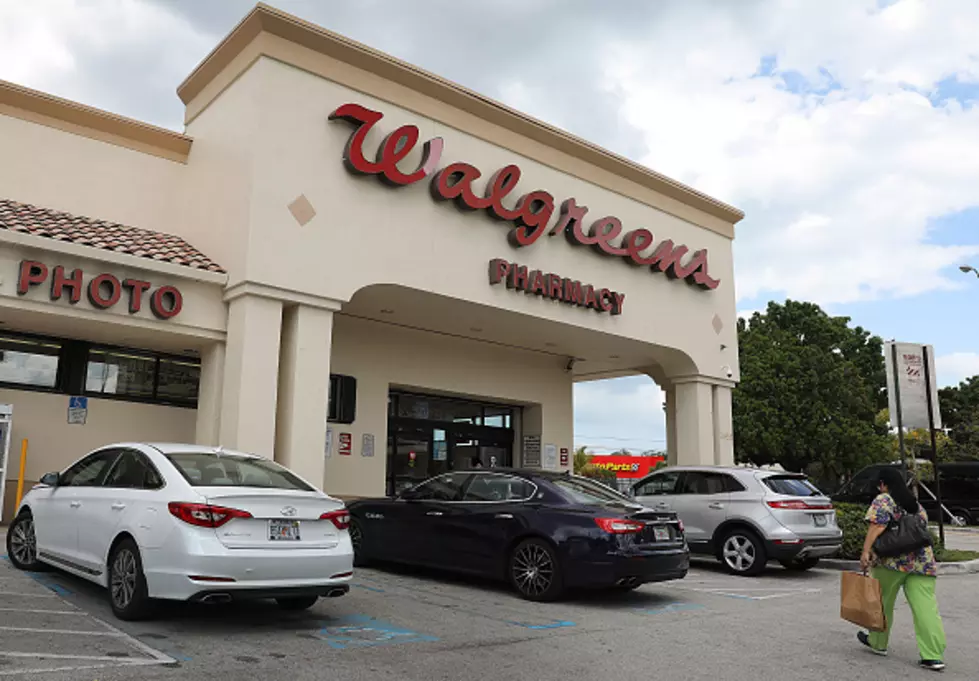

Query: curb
[{"left": 819, "top": 558, "right": 979, "bottom": 576}]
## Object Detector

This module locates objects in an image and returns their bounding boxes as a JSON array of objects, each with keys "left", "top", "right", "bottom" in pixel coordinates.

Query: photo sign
[{"left": 884, "top": 342, "right": 942, "bottom": 431}]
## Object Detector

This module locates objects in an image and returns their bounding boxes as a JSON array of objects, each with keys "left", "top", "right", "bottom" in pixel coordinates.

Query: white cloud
[
  {"left": 602, "top": 0, "right": 979, "bottom": 305},
  {"left": 937, "top": 352, "right": 979, "bottom": 387},
  {"left": 0, "top": 0, "right": 212, "bottom": 126},
  {"left": 573, "top": 376, "right": 665, "bottom": 454}
]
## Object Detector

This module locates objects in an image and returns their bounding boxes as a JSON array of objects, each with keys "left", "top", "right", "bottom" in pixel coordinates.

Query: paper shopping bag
[{"left": 840, "top": 571, "right": 887, "bottom": 632}]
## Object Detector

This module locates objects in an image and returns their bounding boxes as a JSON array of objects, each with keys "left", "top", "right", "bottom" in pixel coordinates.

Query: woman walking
[{"left": 857, "top": 467, "right": 947, "bottom": 671}]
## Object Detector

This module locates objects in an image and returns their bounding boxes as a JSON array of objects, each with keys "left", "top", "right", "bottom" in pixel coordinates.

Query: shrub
[{"left": 834, "top": 502, "right": 868, "bottom": 560}]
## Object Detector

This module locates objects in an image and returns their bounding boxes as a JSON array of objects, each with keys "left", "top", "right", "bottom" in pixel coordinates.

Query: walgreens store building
[{"left": 0, "top": 5, "right": 742, "bottom": 520}]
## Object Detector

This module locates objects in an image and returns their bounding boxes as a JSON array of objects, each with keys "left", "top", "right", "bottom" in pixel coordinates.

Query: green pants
[{"left": 868, "top": 567, "right": 946, "bottom": 660}]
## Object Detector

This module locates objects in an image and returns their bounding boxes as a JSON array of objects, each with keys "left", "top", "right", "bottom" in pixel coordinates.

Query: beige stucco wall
[
  {"left": 0, "top": 238, "right": 227, "bottom": 348},
  {"left": 326, "top": 314, "right": 572, "bottom": 498},
  {"left": 0, "top": 389, "right": 196, "bottom": 522},
  {"left": 190, "top": 56, "right": 739, "bottom": 384}
]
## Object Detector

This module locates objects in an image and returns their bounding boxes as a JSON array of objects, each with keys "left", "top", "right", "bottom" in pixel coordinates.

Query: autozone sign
[{"left": 590, "top": 455, "right": 665, "bottom": 479}]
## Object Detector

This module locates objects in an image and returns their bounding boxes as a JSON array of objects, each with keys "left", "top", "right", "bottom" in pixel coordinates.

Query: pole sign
[{"left": 884, "top": 342, "right": 942, "bottom": 431}]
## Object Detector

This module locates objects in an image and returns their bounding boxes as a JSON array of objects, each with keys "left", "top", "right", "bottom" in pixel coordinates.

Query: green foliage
[
  {"left": 572, "top": 446, "right": 591, "bottom": 474},
  {"left": 734, "top": 300, "right": 891, "bottom": 483},
  {"left": 834, "top": 503, "right": 869, "bottom": 560},
  {"left": 938, "top": 376, "right": 979, "bottom": 461}
]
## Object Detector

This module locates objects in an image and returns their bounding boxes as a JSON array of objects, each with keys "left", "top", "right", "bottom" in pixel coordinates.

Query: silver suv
[{"left": 630, "top": 466, "right": 842, "bottom": 576}]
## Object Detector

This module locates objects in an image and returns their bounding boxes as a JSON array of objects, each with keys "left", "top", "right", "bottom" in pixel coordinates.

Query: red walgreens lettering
[{"left": 331, "top": 103, "right": 721, "bottom": 291}]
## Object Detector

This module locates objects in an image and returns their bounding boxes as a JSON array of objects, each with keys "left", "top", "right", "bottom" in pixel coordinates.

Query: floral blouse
[{"left": 865, "top": 493, "right": 938, "bottom": 577}]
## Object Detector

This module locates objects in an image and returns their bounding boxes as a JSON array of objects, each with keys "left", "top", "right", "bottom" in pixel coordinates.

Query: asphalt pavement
[{"left": 0, "top": 551, "right": 976, "bottom": 681}]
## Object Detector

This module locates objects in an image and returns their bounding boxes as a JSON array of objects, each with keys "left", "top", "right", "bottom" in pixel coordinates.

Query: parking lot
[{"left": 1, "top": 550, "right": 977, "bottom": 681}]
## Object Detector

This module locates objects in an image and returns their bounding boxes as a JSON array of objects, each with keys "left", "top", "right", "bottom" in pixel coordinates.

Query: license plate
[
  {"left": 653, "top": 526, "right": 670, "bottom": 541},
  {"left": 269, "top": 519, "right": 301, "bottom": 541},
  {"left": 813, "top": 514, "right": 827, "bottom": 527}
]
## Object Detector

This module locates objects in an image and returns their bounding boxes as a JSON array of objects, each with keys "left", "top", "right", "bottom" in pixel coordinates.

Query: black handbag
[{"left": 873, "top": 507, "right": 934, "bottom": 557}]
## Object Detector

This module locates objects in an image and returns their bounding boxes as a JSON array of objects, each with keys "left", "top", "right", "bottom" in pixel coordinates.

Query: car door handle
[
  {"left": 709, "top": 502, "right": 724, "bottom": 509},
  {"left": 426, "top": 511, "right": 443, "bottom": 517},
  {"left": 494, "top": 513, "right": 513, "bottom": 519},
  {"left": 111, "top": 503, "right": 126, "bottom": 511},
  {"left": 69, "top": 501, "right": 81, "bottom": 508}
]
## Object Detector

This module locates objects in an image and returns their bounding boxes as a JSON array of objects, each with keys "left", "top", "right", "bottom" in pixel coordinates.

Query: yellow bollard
[{"left": 14, "top": 438, "right": 27, "bottom": 509}]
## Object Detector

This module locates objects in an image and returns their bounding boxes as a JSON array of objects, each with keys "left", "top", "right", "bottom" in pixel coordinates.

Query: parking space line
[
  {"left": 0, "top": 606, "right": 86, "bottom": 615},
  {"left": 0, "top": 660, "right": 164, "bottom": 678},
  {"left": 0, "top": 625, "right": 124, "bottom": 636},
  {"left": 0, "top": 591, "right": 56, "bottom": 598}
]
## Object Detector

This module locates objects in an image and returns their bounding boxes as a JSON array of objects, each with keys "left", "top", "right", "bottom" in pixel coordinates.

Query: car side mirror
[{"left": 40, "top": 472, "right": 60, "bottom": 487}]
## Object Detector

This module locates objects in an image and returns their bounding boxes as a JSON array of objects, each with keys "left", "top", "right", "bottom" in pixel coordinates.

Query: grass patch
[{"left": 935, "top": 548, "right": 979, "bottom": 563}]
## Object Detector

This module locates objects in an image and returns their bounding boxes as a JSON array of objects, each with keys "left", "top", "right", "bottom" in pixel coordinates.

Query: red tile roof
[{"left": 0, "top": 198, "right": 225, "bottom": 273}]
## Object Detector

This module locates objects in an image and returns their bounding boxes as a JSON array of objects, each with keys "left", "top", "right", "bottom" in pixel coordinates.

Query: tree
[
  {"left": 733, "top": 300, "right": 891, "bottom": 484},
  {"left": 938, "top": 376, "right": 979, "bottom": 460},
  {"left": 571, "top": 445, "right": 616, "bottom": 486},
  {"left": 875, "top": 408, "right": 952, "bottom": 462}
]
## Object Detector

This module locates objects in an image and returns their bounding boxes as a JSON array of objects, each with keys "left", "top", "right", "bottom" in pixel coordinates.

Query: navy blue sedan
[{"left": 347, "top": 469, "right": 689, "bottom": 601}]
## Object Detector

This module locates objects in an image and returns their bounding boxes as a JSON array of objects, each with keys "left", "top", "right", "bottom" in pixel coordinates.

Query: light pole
[{"left": 960, "top": 265, "right": 979, "bottom": 278}]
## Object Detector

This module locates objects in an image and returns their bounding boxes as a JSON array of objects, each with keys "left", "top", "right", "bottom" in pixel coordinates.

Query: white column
[
  {"left": 664, "top": 387, "right": 678, "bottom": 466},
  {"left": 275, "top": 304, "right": 334, "bottom": 489},
  {"left": 712, "top": 384, "right": 734, "bottom": 465},
  {"left": 219, "top": 294, "right": 283, "bottom": 457},
  {"left": 673, "top": 379, "right": 715, "bottom": 466},
  {"left": 195, "top": 342, "right": 225, "bottom": 446}
]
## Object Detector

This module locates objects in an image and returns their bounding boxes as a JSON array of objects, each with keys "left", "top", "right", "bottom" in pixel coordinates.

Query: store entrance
[{"left": 386, "top": 391, "right": 516, "bottom": 496}]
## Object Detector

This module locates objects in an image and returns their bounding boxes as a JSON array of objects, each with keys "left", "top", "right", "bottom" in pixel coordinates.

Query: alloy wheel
[
  {"left": 722, "top": 534, "right": 756, "bottom": 573},
  {"left": 111, "top": 549, "right": 138, "bottom": 610},
  {"left": 511, "top": 543, "right": 555, "bottom": 597},
  {"left": 10, "top": 517, "right": 37, "bottom": 566},
  {"left": 349, "top": 521, "right": 363, "bottom": 553}
]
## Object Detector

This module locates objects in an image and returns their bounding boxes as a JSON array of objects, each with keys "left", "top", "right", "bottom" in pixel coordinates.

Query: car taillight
[
  {"left": 168, "top": 502, "right": 252, "bottom": 528},
  {"left": 321, "top": 509, "right": 351, "bottom": 530},
  {"left": 767, "top": 500, "right": 832, "bottom": 510},
  {"left": 677, "top": 519, "right": 685, "bottom": 534},
  {"left": 595, "top": 518, "right": 644, "bottom": 534}
]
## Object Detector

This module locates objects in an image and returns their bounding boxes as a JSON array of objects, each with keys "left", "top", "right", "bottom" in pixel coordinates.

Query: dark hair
[{"left": 877, "top": 467, "right": 919, "bottom": 514}]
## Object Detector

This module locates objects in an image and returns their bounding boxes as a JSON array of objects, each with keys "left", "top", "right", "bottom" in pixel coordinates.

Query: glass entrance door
[{"left": 386, "top": 392, "right": 517, "bottom": 496}]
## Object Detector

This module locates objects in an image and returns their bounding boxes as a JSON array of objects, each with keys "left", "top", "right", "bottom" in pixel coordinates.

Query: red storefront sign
[
  {"left": 489, "top": 258, "right": 625, "bottom": 315},
  {"left": 329, "top": 103, "right": 720, "bottom": 291},
  {"left": 559, "top": 448, "right": 569, "bottom": 466},
  {"left": 16, "top": 260, "right": 183, "bottom": 320},
  {"left": 589, "top": 454, "right": 665, "bottom": 479}
]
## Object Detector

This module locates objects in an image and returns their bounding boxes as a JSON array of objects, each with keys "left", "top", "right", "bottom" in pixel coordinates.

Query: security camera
[{"left": 723, "top": 365, "right": 733, "bottom": 379}]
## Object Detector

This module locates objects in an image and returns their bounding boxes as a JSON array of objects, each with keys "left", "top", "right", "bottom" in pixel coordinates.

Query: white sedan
[{"left": 5, "top": 443, "right": 354, "bottom": 620}]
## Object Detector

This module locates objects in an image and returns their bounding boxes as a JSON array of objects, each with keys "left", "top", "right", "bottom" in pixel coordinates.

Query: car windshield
[
  {"left": 165, "top": 451, "right": 314, "bottom": 491},
  {"left": 550, "top": 476, "right": 639, "bottom": 508},
  {"left": 764, "top": 475, "right": 822, "bottom": 497}
]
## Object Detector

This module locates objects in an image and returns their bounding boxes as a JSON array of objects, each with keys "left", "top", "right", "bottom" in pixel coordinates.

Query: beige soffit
[
  {"left": 0, "top": 79, "right": 192, "bottom": 163},
  {"left": 177, "top": 3, "right": 744, "bottom": 236}
]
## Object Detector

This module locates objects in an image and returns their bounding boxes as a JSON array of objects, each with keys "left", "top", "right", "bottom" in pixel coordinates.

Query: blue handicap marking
[
  {"left": 633, "top": 602, "right": 705, "bottom": 615},
  {"left": 316, "top": 614, "right": 438, "bottom": 649},
  {"left": 28, "top": 573, "right": 73, "bottom": 596},
  {"left": 351, "top": 583, "right": 386, "bottom": 593},
  {"left": 69, "top": 396, "right": 88, "bottom": 409},
  {"left": 506, "top": 619, "right": 576, "bottom": 630}
]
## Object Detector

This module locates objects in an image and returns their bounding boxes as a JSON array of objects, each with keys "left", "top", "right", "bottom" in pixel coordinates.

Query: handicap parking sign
[{"left": 67, "top": 396, "right": 88, "bottom": 425}]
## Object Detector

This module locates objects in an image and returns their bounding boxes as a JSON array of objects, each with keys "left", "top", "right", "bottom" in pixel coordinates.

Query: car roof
[
  {"left": 645, "top": 465, "right": 805, "bottom": 476},
  {"left": 143, "top": 443, "right": 260, "bottom": 458}
]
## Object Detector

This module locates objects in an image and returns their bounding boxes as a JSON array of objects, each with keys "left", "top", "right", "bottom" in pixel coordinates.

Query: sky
[{"left": 1, "top": 0, "right": 977, "bottom": 455}]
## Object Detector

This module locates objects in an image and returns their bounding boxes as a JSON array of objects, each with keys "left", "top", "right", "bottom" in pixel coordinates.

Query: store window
[
  {"left": 157, "top": 358, "right": 201, "bottom": 403},
  {"left": 86, "top": 349, "right": 156, "bottom": 399},
  {"left": 0, "top": 334, "right": 61, "bottom": 389}
]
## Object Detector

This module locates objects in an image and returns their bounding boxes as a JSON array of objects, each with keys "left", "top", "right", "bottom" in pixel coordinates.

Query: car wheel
[
  {"left": 6, "top": 512, "right": 44, "bottom": 572},
  {"left": 349, "top": 518, "right": 370, "bottom": 567},
  {"left": 779, "top": 557, "right": 820, "bottom": 571},
  {"left": 509, "top": 538, "right": 564, "bottom": 602},
  {"left": 720, "top": 530, "right": 767, "bottom": 576},
  {"left": 108, "top": 539, "right": 153, "bottom": 621}
]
